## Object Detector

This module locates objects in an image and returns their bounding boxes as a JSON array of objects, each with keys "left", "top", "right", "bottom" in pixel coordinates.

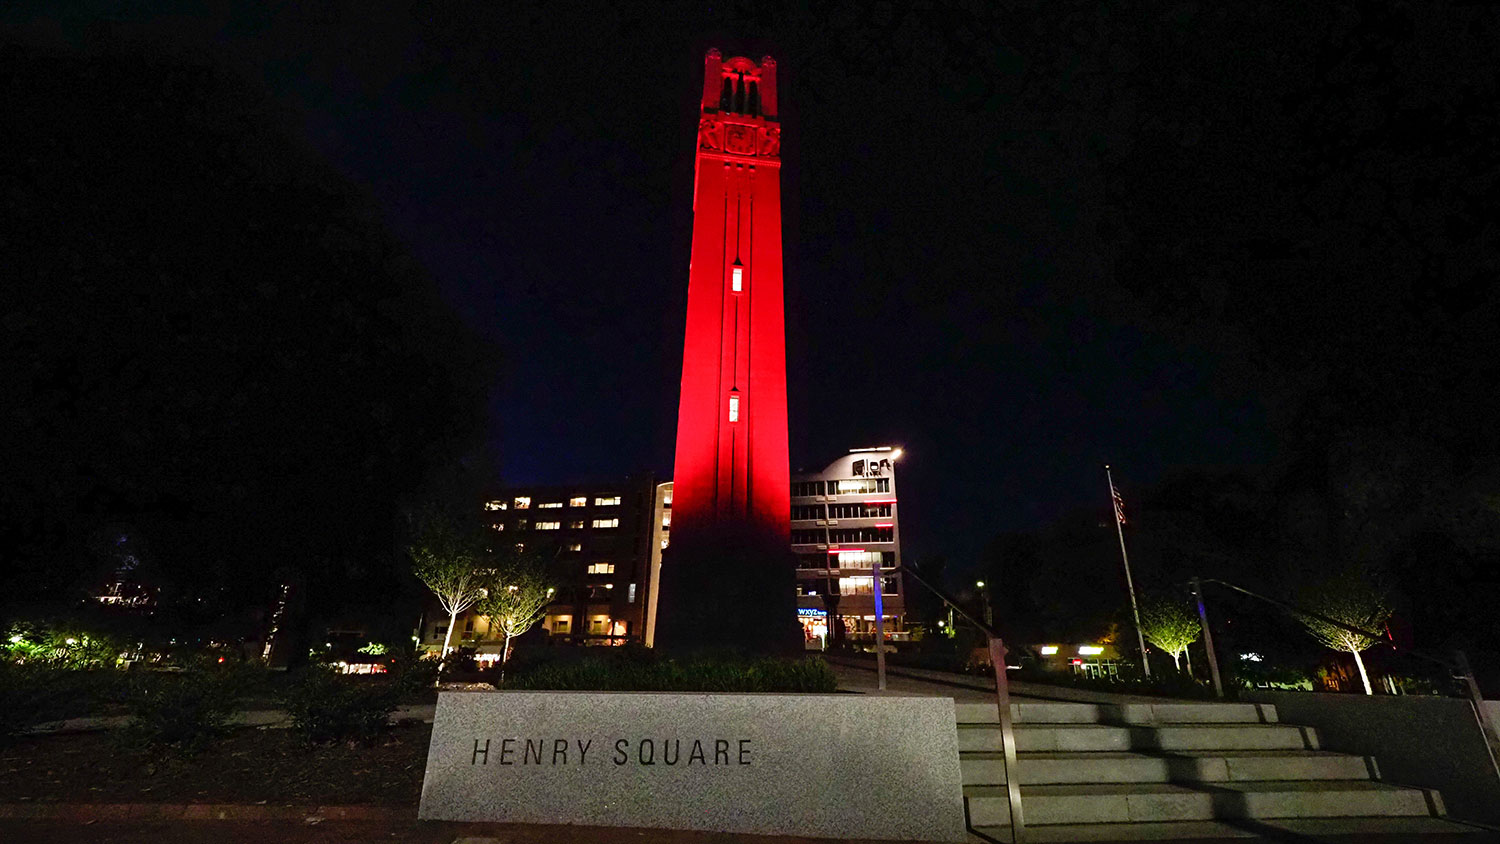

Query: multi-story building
[
  {"left": 418, "top": 475, "right": 659, "bottom": 659},
  {"left": 644, "top": 446, "right": 905, "bottom": 650},
  {"left": 789, "top": 447, "right": 905, "bottom": 649},
  {"left": 645, "top": 481, "right": 673, "bottom": 647}
]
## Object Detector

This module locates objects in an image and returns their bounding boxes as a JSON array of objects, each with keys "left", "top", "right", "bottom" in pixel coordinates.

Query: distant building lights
[
  {"left": 874, "top": 523, "right": 894, "bottom": 528},
  {"left": 848, "top": 446, "right": 896, "bottom": 453},
  {"left": 1040, "top": 645, "right": 1059, "bottom": 655},
  {"left": 1078, "top": 645, "right": 1104, "bottom": 655},
  {"left": 1241, "top": 652, "right": 1264, "bottom": 662}
]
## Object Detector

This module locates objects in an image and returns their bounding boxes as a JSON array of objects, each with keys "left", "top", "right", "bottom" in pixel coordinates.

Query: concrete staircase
[{"left": 957, "top": 699, "right": 1484, "bottom": 841}]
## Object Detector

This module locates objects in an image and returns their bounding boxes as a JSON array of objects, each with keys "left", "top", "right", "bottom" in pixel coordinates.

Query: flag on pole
[{"left": 1111, "top": 480, "right": 1127, "bottom": 525}]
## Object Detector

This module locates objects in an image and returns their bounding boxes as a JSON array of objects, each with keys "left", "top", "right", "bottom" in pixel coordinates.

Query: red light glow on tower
[
  {"left": 670, "top": 49, "right": 790, "bottom": 545},
  {"left": 654, "top": 50, "right": 796, "bottom": 653}
]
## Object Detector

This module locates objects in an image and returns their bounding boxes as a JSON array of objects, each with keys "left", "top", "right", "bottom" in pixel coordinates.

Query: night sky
[{"left": 12, "top": 3, "right": 1327, "bottom": 567}]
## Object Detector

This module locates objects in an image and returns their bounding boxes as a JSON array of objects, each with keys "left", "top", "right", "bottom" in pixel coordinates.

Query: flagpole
[{"left": 1107, "top": 464, "right": 1151, "bottom": 679}]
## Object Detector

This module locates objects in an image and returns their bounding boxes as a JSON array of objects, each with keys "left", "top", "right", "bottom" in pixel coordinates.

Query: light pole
[{"left": 977, "top": 580, "right": 993, "bottom": 628}]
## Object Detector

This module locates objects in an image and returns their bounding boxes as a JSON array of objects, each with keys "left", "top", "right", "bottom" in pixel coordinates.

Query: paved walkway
[
  {"left": 0, "top": 819, "right": 938, "bottom": 844},
  {"left": 831, "top": 660, "right": 1009, "bottom": 701},
  {"left": 828, "top": 656, "right": 1188, "bottom": 705},
  {"left": 5, "top": 816, "right": 1495, "bottom": 843}
]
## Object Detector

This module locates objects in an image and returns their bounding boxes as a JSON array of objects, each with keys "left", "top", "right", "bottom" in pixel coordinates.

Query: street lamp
[{"left": 976, "top": 581, "right": 993, "bottom": 627}]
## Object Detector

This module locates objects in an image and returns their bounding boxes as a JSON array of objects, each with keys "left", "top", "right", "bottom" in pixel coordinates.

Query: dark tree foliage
[{"left": 0, "top": 42, "right": 495, "bottom": 639}]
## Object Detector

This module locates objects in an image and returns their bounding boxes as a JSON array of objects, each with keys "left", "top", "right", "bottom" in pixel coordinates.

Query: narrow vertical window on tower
[
  {"left": 729, "top": 392, "right": 740, "bottom": 423},
  {"left": 731, "top": 266, "right": 743, "bottom": 293}
]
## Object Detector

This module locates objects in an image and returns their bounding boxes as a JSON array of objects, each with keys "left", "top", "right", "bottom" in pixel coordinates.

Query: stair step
[
  {"left": 960, "top": 750, "right": 1375, "bottom": 786},
  {"left": 955, "top": 701, "right": 1278, "bottom": 726},
  {"left": 964, "top": 780, "right": 1443, "bottom": 827},
  {"left": 958, "top": 723, "right": 1318, "bottom": 753},
  {"left": 968, "top": 815, "right": 1486, "bottom": 841}
]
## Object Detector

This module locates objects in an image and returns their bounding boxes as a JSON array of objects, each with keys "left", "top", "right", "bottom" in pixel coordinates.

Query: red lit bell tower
[
  {"left": 655, "top": 50, "right": 795, "bottom": 653},
  {"left": 671, "top": 50, "right": 789, "bottom": 544}
]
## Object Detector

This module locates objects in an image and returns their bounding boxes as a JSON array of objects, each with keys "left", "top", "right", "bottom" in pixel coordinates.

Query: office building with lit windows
[
  {"left": 643, "top": 446, "right": 905, "bottom": 649},
  {"left": 417, "top": 475, "right": 660, "bottom": 658},
  {"left": 790, "top": 447, "right": 905, "bottom": 649}
]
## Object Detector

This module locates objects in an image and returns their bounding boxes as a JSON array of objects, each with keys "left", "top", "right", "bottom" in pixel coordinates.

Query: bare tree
[
  {"left": 1138, "top": 594, "right": 1201, "bottom": 672},
  {"left": 1297, "top": 569, "right": 1393, "bottom": 695}
]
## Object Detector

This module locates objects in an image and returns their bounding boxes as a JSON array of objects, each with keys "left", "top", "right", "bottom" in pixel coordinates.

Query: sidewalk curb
[{"left": 0, "top": 803, "right": 412, "bottom": 821}]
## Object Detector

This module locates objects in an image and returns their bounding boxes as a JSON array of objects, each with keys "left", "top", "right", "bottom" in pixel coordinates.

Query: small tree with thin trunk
[
  {"left": 473, "top": 551, "right": 554, "bottom": 679},
  {"left": 1297, "top": 569, "right": 1392, "bottom": 695},
  {"left": 408, "top": 506, "right": 486, "bottom": 676},
  {"left": 1138, "top": 594, "right": 1201, "bottom": 672}
]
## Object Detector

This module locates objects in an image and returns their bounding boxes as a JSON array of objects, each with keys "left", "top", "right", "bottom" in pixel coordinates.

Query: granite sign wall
[{"left": 418, "top": 691, "right": 965, "bottom": 841}]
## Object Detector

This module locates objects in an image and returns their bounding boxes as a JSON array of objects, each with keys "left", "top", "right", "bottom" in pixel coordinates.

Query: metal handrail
[
  {"left": 1191, "top": 576, "right": 1499, "bottom": 752},
  {"left": 897, "top": 565, "right": 1026, "bottom": 842}
]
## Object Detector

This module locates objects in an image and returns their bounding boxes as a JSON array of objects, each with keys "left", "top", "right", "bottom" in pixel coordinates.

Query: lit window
[
  {"left": 836, "top": 550, "right": 883, "bottom": 568},
  {"left": 569, "top": 519, "right": 585, "bottom": 529},
  {"left": 538, "top": 501, "right": 562, "bottom": 509},
  {"left": 587, "top": 562, "right": 616, "bottom": 574},
  {"left": 491, "top": 523, "right": 505, "bottom": 532},
  {"left": 838, "top": 576, "right": 875, "bottom": 596},
  {"left": 484, "top": 500, "right": 508, "bottom": 511},
  {"left": 662, "top": 512, "right": 671, "bottom": 527},
  {"left": 535, "top": 521, "right": 561, "bottom": 530},
  {"left": 592, "top": 518, "right": 619, "bottom": 528},
  {"left": 660, "top": 538, "right": 670, "bottom": 549},
  {"left": 565, "top": 542, "right": 582, "bottom": 552},
  {"left": 569, "top": 496, "right": 587, "bottom": 507},
  {"left": 594, "top": 496, "right": 621, "bottom": 506},
  {"left": 514, "top": 496, "right": 531, "bottom": 509},
  {"left": 1078, "top": 645, "right": 1104, "bottom": 655},
  {"left": 548, "top": 615, "right": 571, "bottom": 635},
  {"left": 729, "top": 393, "right": 740, "bottom": 422},
  {"left": 1040, "top": 645, "right": 1059, "bottom": 655},
  {"left": 731, "top": 266, "right": 743, "bottom": 292},
  {"left": 516, "top": 518, "right": 528, "bottom": 530},
  {"left": 590, "top": 616, "right": 609, "bottom": 635},
  {"left": 628, "top": 583, "right": 637, "bottom": 603}
]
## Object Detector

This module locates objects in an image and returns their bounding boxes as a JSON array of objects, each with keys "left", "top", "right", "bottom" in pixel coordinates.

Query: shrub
[
  {"left": 279, "top": 661, "right": 429, "bottom": 744},
  {"left": 506, "top": 655, "right": 838, "bottom": 693},
  {"left": 121, "top": 666, "right": 250, "bottom": 752},
  {"left": 3, "top": 621, "right": 124, "bottom": 669},
  {"left": 1013, "top": 664, "right": 1226, "bottom": 700}
]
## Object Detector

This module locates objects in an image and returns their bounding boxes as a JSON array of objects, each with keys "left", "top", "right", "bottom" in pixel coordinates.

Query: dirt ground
[{"left": 0, "top": 723, "right": 430, "bottom": 805}]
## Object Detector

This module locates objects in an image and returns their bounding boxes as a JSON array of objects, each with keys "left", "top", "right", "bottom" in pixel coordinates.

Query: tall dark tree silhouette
[{"left": 0, "top": 41, "right": 495, "bottom": 642}]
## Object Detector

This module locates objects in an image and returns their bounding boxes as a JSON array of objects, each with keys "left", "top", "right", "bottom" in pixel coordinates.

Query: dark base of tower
[{"left": 652, "top": 526, "right": 803, "bottom": 657}]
